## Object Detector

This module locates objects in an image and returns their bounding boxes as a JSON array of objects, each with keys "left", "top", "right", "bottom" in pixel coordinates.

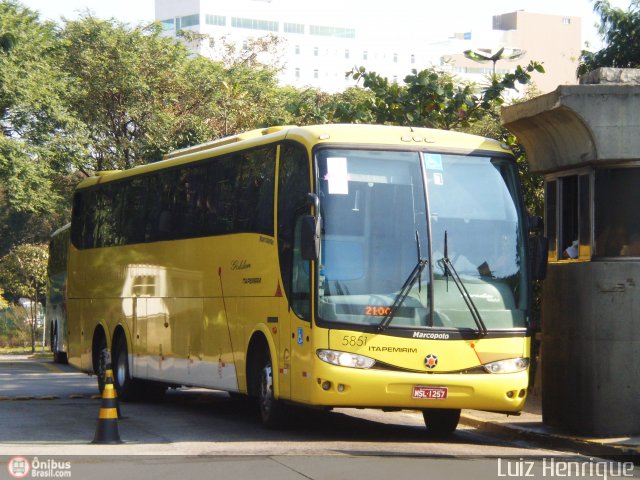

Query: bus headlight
[
  {"left": 317, "top": 349, "right": 376, "bottom": 369},
  {"left": 483, "top": 357, "right": 529, "bottom": 374}
]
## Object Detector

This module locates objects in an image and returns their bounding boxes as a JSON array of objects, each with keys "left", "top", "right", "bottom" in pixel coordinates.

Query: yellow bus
[
  {"left": 67, "top": 124, "right": 543, "bottom": 434},
  {"left": 46, "top": 223, "right": 70, "bottom": 364}
]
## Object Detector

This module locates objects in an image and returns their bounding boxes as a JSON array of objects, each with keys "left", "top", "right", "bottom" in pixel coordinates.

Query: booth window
[
  {"left": 545, "top": 181, "right": 557, "bottom": 260},
  {"left": 545, "top": 173, "right": 591, "bottom": 261},
  {"left": 594, "top": 168, "right": 640, "bottom": 257}
]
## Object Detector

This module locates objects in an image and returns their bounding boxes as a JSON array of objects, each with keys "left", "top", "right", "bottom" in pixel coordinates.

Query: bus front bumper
[{"left": 308, "top": 363, "right": 529, "bottom": 412}]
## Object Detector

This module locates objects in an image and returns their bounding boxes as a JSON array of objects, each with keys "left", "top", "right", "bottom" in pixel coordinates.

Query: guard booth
[{"left": 502, "top": 68, "right": 640, "bottom": 436}]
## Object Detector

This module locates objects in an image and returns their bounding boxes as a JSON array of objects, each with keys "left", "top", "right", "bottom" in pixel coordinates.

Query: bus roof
[{"left": 75, "top": 124, "right": 511, "bottom": 189}]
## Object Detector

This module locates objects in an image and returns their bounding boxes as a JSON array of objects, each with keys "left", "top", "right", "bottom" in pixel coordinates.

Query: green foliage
[
  {"left": 0, "top": 305, "right": 30, "bottom": 348},
  {"left": 58, "top": 17, "right": 288, "bottom": 169},
  {"left": 578, "top": 0, "right": 640, "bottom": 76},
  {"left": 59, "top": 17, "right": 195, "bottom": 170},
  {"left": 0, "top": 243, "right": 47, "bottom": 351},
  {"left": 0, "top": 2, "right": 81, "bottom": 258},
  {"left": 0, "top": 287, "right": 8, "bottom": 308},
  {"left": 347, "top": 62, "right": 544, "bottom": 130},
  {"left": 0, "top": 243, "right": 48, "bottom": 302}
]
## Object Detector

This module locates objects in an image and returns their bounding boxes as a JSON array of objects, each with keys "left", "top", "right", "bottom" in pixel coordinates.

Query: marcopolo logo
[
  {"left": 7, "top": 457, "right": 71, "bottom": 478},
  {"left": 412, "top": 331, "right": 450, "bottom": 340}
]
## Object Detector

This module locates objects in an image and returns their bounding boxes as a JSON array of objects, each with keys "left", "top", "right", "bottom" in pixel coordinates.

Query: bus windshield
[{"left": 316, "top": 148, "right": 528, "bottom": 332}]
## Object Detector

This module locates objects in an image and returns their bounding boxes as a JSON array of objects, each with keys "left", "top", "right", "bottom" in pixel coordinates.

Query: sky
[{"left": 16, "top": 0, "right": 633, "bottom": 50}]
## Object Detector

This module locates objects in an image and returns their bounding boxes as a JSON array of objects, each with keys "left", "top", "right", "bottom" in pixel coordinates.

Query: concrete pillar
[{"left": 501, "top": 68, "right": 640, "bottom": 436}]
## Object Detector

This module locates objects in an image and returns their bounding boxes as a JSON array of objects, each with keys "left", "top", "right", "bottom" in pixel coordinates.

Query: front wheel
[
  {"left": 422, "top": 408, "right": 461, "bottom": 436},
  {"left": 257, "top": 353, "right": 288, "bottom": 429}
]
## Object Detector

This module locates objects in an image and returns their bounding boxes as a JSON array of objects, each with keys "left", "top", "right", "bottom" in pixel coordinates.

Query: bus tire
[
  {"left": 93, "top": 331, "right": 108, "bottom": 394},
  {"left": 51, "top": 325, "right": 67, "bottom": 364},
  {"left": 112, "top": 334, "right": 140, "bottom": 401},
  {"left": 422, "top": 408, "right": 460, "bottom": 436},
  {"left": 256, "top": 351, "right": 288, "bottom": 429}
]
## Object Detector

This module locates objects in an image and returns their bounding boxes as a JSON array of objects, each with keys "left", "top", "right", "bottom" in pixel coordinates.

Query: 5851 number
[{"left": 341, "top": 335, "right": 367, "bottom": 347}]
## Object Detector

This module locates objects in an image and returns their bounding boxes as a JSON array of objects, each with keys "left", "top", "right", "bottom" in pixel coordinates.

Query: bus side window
[{"left": 278, "top": 143, "right": 311, "bottom": 319}]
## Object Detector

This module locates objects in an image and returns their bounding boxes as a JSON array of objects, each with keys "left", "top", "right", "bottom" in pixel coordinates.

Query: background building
[
  {"left": 432, "top": 11, "right": 582, "bottom": 93},
  {"left": 155, "top": 0, "right": 425, "bottom": 92},
  {"left": 156, "top": 1, "right": 582, "bottom": 94}
]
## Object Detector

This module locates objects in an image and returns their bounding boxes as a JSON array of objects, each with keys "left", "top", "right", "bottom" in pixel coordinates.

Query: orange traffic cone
[{"left": 91, "top": 369, "right": 123, "bottom": 444}]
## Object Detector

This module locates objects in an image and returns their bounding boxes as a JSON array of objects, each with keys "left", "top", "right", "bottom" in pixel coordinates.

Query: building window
[
  {"left": 562, "top": 17, "right": 571, "bottom": 25},
  {"left": 393, "top": 75, "right": 398, "bottom": 83},
  {"left": 205, "top": 15, "right": 226, "bottom": 26},
  {"left": 314, "top": 46, "right": 319, "bottom": 56},
  {"left": 309, "top": 25, "right": 355, "bottom": 38},
  {"left": 284, "top": 22, "right": 304, "bottom": 34},
  {"left": 160, "top": 19, "right": 175, "bottom": 31},
  {"left": 295, "top": 45, "right": 300, "bottom": 55},
  {"left": 295, "top": 68, "right": 300, "bottom": 79},
  {"left": 179, "top": 14, "right": 199, "bottom": 29},
  {"left": 393, "top": 53, "right": 398, "bottom": 63},
  {"left": 231, "top": 17, "right": 279, "bottom": 32},
  {"left": 411, "top": 54, "right": 415, "bottom": 64},
  {"left": 363, "top": 51, "right": 368, "bottom": 60},
  {"left": 345, "top": 49, "right": 350, "bottom": 59},
  {"left": 314, "top": 69, "right": 319, "bottom": 79}
]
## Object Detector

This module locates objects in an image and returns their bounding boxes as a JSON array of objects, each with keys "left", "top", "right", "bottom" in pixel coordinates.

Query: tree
[
  {"left": 0, "top": 243, "right": 48, "bottom": 352},
  {"left": 347, "top": 62, "right": 544, "bottom": 130},
  {"left": 59, "top": 16, "right": 199, "bottom": 171},
  {"left": 0, "top": 1, "right": 81, "bottom": 258},
  {"left": 58, "top": 16, "right": 289, "bottom": 170},
  {"left": 0, "top": 287, "right": 8, "bottom": 309},
  {"left": 578, "top": 0, "right": 640, "bottom": 76}
]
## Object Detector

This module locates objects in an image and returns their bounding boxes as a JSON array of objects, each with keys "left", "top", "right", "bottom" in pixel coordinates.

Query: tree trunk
[{"left": 30, "top": 300, "right": 36, "bottom": 353}]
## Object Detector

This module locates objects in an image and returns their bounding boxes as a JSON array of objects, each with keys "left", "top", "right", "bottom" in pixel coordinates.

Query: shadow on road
[{"left": 0, "top": 357, "right": 515, "bottom": 451}]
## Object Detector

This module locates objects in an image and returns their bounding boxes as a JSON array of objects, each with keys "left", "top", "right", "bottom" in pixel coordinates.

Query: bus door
[
  {"left": 277, "top": 143, "right": 313, "bottom": 403},
  {"left": 281, "top": 215, "right": 313, "bottom": 403}
]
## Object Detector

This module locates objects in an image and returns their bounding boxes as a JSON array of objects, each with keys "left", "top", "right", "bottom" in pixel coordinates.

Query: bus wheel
[
  {"left": 112, "top": 334, "right": 139, "bottom": 401},
  {"left": 257, "top": 352, "right": 288, "bottom": 429},
  {"left": 422, "top": 408, "right": 461, "bottom": 436},
  {"left": 52, "top": 325, "right": 67, "bottom": 364},
  {"left": 93, "top": 333, "right": 108, "bottom": 394}
]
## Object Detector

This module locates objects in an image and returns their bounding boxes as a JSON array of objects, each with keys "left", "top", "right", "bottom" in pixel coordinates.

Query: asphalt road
[{"left": 1, "top": 355, "right": 636, "bottom": 480}]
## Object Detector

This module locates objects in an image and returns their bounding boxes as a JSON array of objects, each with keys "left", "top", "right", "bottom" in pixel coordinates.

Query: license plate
[{"left": 412, "top": 386, "right": 448, "bottom": 400}]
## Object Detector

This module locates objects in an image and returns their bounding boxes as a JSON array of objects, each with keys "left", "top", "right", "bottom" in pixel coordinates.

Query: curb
[{"left": 460, "top": 413, "right": 640, "bottom": 463}]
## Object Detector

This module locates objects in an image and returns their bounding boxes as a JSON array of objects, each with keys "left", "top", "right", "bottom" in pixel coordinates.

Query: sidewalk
[{"left": 460, "top": 394, "right": 640, "bottom": 462}]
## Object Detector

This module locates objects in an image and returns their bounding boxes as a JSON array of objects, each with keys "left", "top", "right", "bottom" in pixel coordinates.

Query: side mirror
[
  {"left": 301, "top": 215, "right": 320, "bottom": 261},
  {"left": 530, "top": 235, "right": 548, "bottom": 281}
]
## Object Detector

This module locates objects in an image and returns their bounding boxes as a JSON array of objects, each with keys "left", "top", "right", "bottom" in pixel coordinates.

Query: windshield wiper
[
  {"left": 441, "top": 231, "right": 488, "bottom": 337},
  {"left": 378, "top": 231, "right": 427, "bottom": 332}
]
